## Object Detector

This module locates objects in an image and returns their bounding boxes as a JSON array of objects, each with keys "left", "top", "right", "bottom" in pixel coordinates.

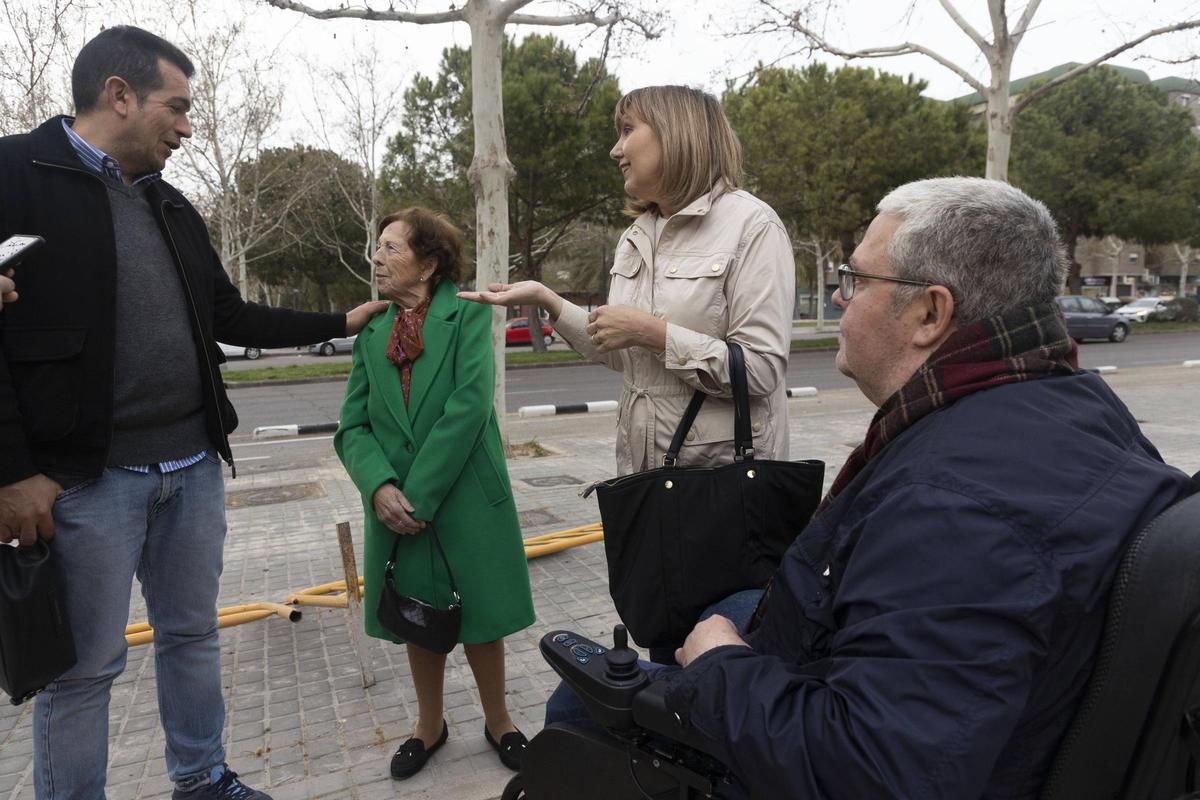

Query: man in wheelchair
[{"left": 506, "top": 178, "right": 1197, "bottom": 800}]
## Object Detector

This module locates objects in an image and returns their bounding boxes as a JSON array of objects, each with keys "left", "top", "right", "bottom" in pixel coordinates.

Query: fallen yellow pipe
[{"left": 123, "top": 522, "right": 607, "bottom": 647}]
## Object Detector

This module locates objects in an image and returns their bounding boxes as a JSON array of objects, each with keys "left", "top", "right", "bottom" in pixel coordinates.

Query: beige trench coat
[{"left": 555, "top": 183, "right": 795, "bottom": 475}]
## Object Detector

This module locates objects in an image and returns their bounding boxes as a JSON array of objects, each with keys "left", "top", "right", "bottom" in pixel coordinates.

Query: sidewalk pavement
[{"left": 0, "top": 367, "right": 1196, "bottom": 800}]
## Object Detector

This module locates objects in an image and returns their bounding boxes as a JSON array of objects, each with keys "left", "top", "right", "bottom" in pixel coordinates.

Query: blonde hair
[{"left": 613, "top": 86, "right": 743, "bottom": 217}]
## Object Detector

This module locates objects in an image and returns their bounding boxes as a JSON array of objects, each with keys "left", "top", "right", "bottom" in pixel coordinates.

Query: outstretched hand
[
  {"left": 459, "top": 281, "right": 561, "bottom": 318},
  {"left": 345, "top": 300, "right": 391, "bottom": 335}
]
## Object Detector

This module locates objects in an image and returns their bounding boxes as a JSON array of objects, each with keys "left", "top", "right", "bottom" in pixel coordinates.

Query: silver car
[
  {"left": 217, "top": 341, "right": 262, "bottom": 360},
  {"left": 309, "top": 335, "right": 357, "bottom": 356}
]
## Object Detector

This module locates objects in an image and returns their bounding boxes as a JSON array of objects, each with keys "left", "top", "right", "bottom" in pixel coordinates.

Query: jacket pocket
[
  {"left": 467, "top": 443, "right": 509, "bottom": 506},
  {"left": 2, "top": 327, "right": 87, "bottom": 443},
  {"left": 658, "top": 253, "right": 732, "bottom": 330},
  {"left": 610, "top": 248, "right": 643, "bottom": 279}
]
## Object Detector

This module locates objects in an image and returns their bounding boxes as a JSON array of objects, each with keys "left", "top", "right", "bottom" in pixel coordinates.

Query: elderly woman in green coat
[{"left": 335, "top": 207, "right": 535, "bottom": 781}]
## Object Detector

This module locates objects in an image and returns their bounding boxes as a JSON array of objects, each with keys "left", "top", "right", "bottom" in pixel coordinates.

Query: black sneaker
[{"left": 171, "top": 767, "right": 272, "bottom": 800}]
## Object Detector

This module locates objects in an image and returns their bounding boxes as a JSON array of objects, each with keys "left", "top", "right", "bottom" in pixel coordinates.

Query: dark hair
[
  {"left": 72, "top": 25, "right": 194, "bottom": 113},
  {"left": 378, "top": 208, "right": 466, "bottom": 286}
]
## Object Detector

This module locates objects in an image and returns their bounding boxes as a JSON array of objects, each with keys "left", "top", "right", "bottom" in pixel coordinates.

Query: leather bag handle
[
  {"left": 386, "top": 522, "right": 460, "bottom": 604},
  {"left": 663, "top": 340, "right": 754, "bottom": 466}
]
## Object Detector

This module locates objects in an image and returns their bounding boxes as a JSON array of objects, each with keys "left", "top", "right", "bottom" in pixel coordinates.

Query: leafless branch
[
  {"left": 261, "top": 0, "right": 465, "bottom": 24},
  {"left": 1012, "top": 17, "right": 1200, "bottom": 114}
]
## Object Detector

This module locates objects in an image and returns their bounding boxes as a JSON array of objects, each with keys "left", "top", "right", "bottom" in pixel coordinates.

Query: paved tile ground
[{"left": 0, "top": 365, "right": 1197, "bottom": 799}]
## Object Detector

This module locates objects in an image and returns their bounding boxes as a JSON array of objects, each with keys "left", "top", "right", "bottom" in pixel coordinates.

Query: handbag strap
[
  {"left": 662, "top": 340, "right": 755, "bottom": 467},
  {"left": 386, "top": 523, "right": 461, "bottom": 604}
]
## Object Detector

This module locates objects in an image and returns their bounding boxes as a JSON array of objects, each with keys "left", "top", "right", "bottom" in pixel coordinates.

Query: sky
[
  {"left": 17, "top": 0, "right": 1197, "bottom": 158},
  {"left": 233, "top": 0, "right": 1200, "bottom": 143}
]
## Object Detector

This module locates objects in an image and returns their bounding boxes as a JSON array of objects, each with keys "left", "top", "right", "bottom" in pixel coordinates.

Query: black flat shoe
[
  {"left": 484, "top": 723, "right": 528, "bottom": 771},
  {"left": 390, "top": 720, "right": 448, "bottom": 780}
]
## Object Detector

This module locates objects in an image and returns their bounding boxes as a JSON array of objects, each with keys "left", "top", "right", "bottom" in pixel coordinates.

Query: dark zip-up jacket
[
  {"left": 663, "top": 373, "right": 1192, "bottom": 799},
  {"left": 0, "top": 116, "right": 345, "bottom": 486}
]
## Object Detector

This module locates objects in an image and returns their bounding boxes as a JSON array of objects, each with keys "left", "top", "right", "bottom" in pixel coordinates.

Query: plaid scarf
[
  {"left": 745, "top": 302, "right": 1078, "bottom": 635},
  {"left": 386, "top": 296, "right": 432, "bottom": 405},
  {"left": 821, "top": 301, "right": 1079, "bottom": 510}
]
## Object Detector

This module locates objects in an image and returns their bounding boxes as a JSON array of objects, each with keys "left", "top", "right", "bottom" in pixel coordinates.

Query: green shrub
[{"left": 1166, "top": 296, "right": 1199, "bottom": 323}]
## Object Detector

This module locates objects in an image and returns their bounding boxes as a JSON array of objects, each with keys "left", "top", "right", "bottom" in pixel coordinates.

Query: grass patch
[
  {"left": 1131, "top": 321, "right": 1200, "bottom": 334},
  {"left": 505, "top": 350, "right": 586, "bottom": 366},
  {"left": 223, "top": 362, "right": 353, "bottom": 382},
  {"left": 507, "top": 439, "right": 553, "bottom": 458},
  {"left": 791, "top": 337, "right": 839, "bottom": 350}
]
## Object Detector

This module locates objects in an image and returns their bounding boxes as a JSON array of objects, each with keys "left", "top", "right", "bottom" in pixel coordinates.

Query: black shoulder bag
[
  {"left": 376, "top": 524, "right": 463, "bottom": 654},
  {"left": 0, "top": 539, "right": 76, "bottom": 704},
  {"left": 585, "top": 341, "right": 825, "bottom": 649}
]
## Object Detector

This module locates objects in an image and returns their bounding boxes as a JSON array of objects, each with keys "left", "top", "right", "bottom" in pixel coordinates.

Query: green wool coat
[{"left": 334, "top": 281, "right": 535, "bottom": 643}]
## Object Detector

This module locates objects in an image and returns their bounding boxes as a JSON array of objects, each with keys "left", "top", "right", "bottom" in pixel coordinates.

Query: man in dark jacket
[
  {"left": 0, "top": 26, "right": 385, "bottom": 800},
  {"left": 656, "top": 178, "right": 1194, "bottom": 798}
]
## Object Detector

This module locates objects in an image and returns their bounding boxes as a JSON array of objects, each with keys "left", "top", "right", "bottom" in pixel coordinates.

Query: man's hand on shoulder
[
  {"left": 675, "top": 615, "right": 750, "bottom": 668},
  {"left": 345, "top": 300, "right": 390, "bottom": 335},
  {"left": 0, "top": 474, "right": 63, "bottom": 547},
  {"left": 0, "top": 269, "right": 16, "bottom": 310}
]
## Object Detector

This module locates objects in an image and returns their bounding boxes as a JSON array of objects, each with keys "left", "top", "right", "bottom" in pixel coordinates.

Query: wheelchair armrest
[{"left": 632, "top": 680, "right": 723, "bottom": 759}]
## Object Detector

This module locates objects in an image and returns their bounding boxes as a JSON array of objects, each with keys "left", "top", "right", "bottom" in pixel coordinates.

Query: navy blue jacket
[{"left": 664, "top": 372, "right": 1192, "bottom": 799}]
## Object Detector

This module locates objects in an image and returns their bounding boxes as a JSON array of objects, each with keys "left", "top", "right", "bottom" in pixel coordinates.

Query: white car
[
  {"left": 217, "top": 341, "right": 262, "bottom": 360},
  {"left": 1115, "top": 297, "right": 1174, "bottom": 324}
]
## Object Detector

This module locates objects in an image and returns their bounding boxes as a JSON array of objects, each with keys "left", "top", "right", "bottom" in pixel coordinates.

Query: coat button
[
  {"left": 710, "top": 263, "right": 721, "bottom": 271},
  {"left": 405, "top": 442, "right": 415, "bottom": 453},
  {"left": 669, "top": 266, "right": 678, "bottom": 274},
  {"left": 752, "top": 422, "right": 763, "bottom": 433},
  {"left": 677, "top": 356, "right": 687, "bottom": 365},
  {"left": 685, "top": 430, "right": 696, "bottom": 442}
]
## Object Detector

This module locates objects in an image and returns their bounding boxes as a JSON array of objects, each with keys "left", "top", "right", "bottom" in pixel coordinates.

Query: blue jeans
[
  {"left": 34, "top": 456, "right": 228, "bottom": 799},
  {"left": 545, "top": 589, "right": 763, "bottom": 728}
]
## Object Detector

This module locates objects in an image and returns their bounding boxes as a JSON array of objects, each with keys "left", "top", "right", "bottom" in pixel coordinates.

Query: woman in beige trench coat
[{"left": 460, "top": 85, "right": 795, "bottom": 476}]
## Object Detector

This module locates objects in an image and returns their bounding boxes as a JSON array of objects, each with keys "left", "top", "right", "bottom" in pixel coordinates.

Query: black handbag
[
  {"left": 376, "top": 524, "right": 463, "bottom": 654},
  {"left": 585, "top": 342, "right": 825, "bottom": 649},
  {"left": 0, "top": 539, "right": 76, "bottom": 705}
]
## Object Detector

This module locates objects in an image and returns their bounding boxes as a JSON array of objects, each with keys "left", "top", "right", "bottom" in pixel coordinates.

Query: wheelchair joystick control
[{"left": 605, "top": 624, "right": 640, "bottom": 682}]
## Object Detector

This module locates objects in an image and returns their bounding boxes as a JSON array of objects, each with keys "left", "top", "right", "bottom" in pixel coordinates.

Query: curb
[
  {"left": 1089, "top": 366, "right": 1118, "bottom": 374},
  {"left": 1184, "top": 360, "right": 1200, "bottom": 368},
  {"left": 253, "top": 422, "right": 339, "bottom": 440},
  {"left": 515, "top": 387, "right": 819, "bottom": 418},
  {"left": 518, "top": 400, "right": 618, "bottom": 418}
]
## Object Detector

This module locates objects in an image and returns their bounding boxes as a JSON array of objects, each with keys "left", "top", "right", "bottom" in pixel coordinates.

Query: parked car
[
  {"left": 1096, "top": 296, "right": 1124, "bottom": 312},
  {"left": 309, "top": 335, "right": 357, "bottom": 356},
  {"left": 505, "top": 316, "right": 554, "bottom": 347},
  {"left": 1115, "top": 297, "right": 1176, "bottom": 324},
  {"left": 217, "top": 341, "right": 262, "bottom": 360},
  {"left": 1055, "top": 295, "right": 1129, "bottom": 343}
]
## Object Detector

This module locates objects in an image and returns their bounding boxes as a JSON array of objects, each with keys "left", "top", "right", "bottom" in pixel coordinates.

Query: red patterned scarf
[
  {"left": 822, "top": 301, "right": 1079, "bottom": 510},
  {"left": 386, "top": 296, "right": 432, "bottom": 404}
]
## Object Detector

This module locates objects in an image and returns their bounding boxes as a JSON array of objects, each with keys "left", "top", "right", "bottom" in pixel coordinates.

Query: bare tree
[
  {"left": 263, "top": 0, "right": 657, "bottom": 426},
  {"left": 302, "top": 47, "right": 406, "bottom": 302},
  {"left": 172, "top": 11, "right": 306, "bottom": 299},
  {"left": 756, "top": 0, "right": 1200, "bottom": 181},
  {"left": 0, "top": 0, "right": 80, "bottom": 135}
]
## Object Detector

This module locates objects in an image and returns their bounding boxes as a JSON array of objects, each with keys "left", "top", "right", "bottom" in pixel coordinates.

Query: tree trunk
[
  {"left": 985, "top": 84, "right": 1013, "bottom": 182},
  {"left": 1064, "top": 231, "right": 1081, "bottom": 294},
  {"left": 465, "top": 1, "right": 516, "bottom": 434}
]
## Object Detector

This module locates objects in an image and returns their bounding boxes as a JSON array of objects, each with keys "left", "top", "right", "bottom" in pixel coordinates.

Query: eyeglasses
[{"left": 837, "top": 264, "right": 933, "bottom": 301}]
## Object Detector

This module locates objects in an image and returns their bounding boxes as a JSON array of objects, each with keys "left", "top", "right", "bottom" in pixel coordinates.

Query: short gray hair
[{"left": 878, "top": 177, "right": 1066, "bottom": 324}]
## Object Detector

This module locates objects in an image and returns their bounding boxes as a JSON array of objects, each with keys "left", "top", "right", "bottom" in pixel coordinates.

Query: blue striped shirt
[{"left": 62, "top": 118, "right": 207, "bottom": 475}]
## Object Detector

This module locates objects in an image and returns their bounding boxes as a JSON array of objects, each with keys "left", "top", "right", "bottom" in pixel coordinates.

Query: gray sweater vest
[{"left": 104, "top": 180, "right": 209, "bottom": 467}]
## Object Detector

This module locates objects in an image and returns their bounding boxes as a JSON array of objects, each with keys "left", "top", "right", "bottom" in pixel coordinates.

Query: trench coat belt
[{"left": 620, "top": 380, "right": 687, "bottom": 473}]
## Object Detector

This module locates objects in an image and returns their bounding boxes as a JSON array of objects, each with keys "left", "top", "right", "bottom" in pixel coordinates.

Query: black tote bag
[
  {"left": 586, "top": 342, "right": 825, "bottom": 649},
  {"left": 0, "top": 539, "right": 76, "bottom": 704}
]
